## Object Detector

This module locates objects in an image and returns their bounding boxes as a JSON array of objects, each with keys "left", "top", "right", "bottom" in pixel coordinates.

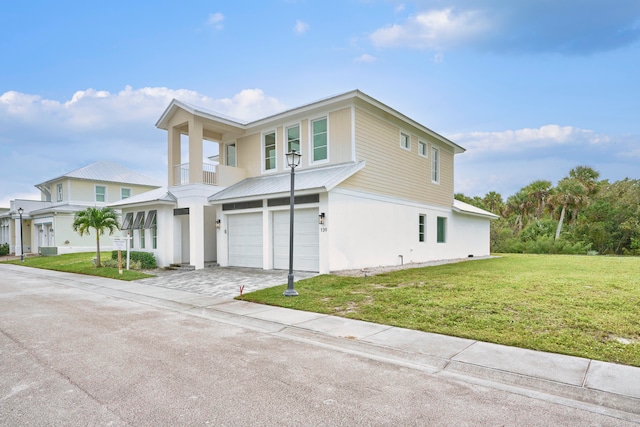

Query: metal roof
[
  {"left": 109, "top": 187, "right": 177, "bottom": 207},
  {"left": 452, "top": 199, "right": 499, "bottom": 219},
  {"left": 37, "top": 161, "right": 162, "bottom": 188},
  {"left": 209, "top": 162, "right": 366, "bottom": 202}
]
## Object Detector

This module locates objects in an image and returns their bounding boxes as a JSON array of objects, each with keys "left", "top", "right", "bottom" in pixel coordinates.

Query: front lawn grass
[
  {"left": 239, "top": 254, "right": 640, "bottom": 367},
  {"left": 1, "top": 252, "right": 154, "bottom": 281}
]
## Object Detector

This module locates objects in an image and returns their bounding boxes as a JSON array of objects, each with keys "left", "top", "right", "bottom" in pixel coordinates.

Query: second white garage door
[
  {"left": 228, "top": 212, "right": 263, "bottom": 268},
  {"left": 273, "top": 208, "right": 319, "bottom": 272}
]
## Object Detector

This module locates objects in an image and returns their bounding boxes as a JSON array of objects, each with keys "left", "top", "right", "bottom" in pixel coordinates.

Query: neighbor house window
[
  {"left": 400, "top": 132, "right": 410, "bottom": 150},
  {"left": 437, "top": 216, "right": 447, "bottom": 243},
  {"left": 121, "top": 188, "right": 131, "bottom": 199},
  {"left": 418, "top": 141, "right": 428, "bottom": 158},
  {"left": 143, "top": 210, "right": 157, "bottom": 249},
  {"left": 56, "top": 184, "right": 63, "bottom": 202},
  {"left": 311, "top": 117, "right": 327, "bottom": 162},
  {"left": 419, "top": 214, "right": 426, "bottom": 242},
  {"left": 133, "top": 212, "right": 144, "bottom": 249},
  {"left": 431, "top": 147, "right": 440, "bottom": 183},
  {"left": 226, "top": 143, "right": 236, "bottom": 167},
  {"left": 287, "top": 124, "right": 300, "bottom": 153},
  {"left": 264, "top": 131, "right": 276, "bottom": 171},
  {"left": 95, "top": 185, "right": 106, "bottom": 202}
]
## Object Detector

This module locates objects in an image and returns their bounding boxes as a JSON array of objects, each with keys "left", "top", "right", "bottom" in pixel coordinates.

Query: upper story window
[
  {"left": 121, "top": 188, "right": 131, "bottom": 199},
  {"left": 264, "top": 131, "right": 276, "bottom": 171},
  {"left": 95, "top": 185, "right": 107, "bottom": 203},
  {"left": 311, "top": 117, "right": 328, "bottom": 162},
  {"left": 431, "top": 147, "right": 440, "bottom": 184},
  {"left": 418, "top": 141, "right": 428, "bottom": 158},
  {"left": 400, "top": 132, "right": 411, "bottom": 150},
  {"left": 56, "top": 183, "right": 63, "bottom": 202},
  {"left": 287, "top": 125, "right": 300, "bottom": 153},
  {"left": 226, "top": 143, "right": 236, "bottom": 167}
]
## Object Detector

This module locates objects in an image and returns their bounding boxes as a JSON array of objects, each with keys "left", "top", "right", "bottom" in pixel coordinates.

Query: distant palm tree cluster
[{"left": 456, "top": 166, "right": 640, "bottom": 255}]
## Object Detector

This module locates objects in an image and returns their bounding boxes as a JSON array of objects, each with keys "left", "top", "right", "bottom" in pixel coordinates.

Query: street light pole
[
  {"left": 283, "top": 150, "right": 301, "bottom": 296},
  {"left": 18, "top": 207, "right": 24, "bottom": 262}
]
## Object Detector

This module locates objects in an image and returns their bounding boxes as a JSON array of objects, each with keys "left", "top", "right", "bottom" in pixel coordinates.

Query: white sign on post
[{"left": 113, "top": 239, "right": 127, "bottom": 251}]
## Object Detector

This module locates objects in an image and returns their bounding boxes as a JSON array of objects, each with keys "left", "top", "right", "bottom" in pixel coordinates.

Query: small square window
[
  {"left": 418, "top": 141, "right": 428, "bottom": 157},
  {"left": 121, "top": 188, "right": 131, "bottom": 199},
  {"left": 400, "top": 132, "right": 410, "bottom": 150}
]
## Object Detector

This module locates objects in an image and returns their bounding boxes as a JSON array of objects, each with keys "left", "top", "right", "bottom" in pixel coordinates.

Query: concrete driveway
[{"left": 136, "top": 266, "right": 319, "bottom": 298}]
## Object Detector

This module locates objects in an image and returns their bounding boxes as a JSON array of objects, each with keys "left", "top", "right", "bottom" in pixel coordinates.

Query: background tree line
[{"left": 455, "top": 166, "right": 640, "bottom": 255}]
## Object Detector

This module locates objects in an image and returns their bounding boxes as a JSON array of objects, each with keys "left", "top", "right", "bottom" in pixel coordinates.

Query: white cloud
[
  {"left": 208, "top": 12, "right": 224, "bottom": 30},
  {"left": 370, "top": 8, "right": 491, "bottom": 50},
  {"left": 451, "top": 125, "right": 610, "bottom": 156},
  {"left": 0, "top": 86, "right": 288, "bottom": 207},
  {"left": 294, "top": 20, "right": 309, "bottom": 35},
  {"left": 354, "top": 53, "right": 377, "bottom": 63},
  {"left": 369, "top": 1, "right": 640, "bottom": 54}
]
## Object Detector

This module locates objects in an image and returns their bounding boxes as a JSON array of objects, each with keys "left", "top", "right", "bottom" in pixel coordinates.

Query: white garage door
[
  {"left": 273, "top": 208, "right": 319, "bottom": 272},
  {"left": 228, "top": 212, "right": 263, "bottom": 268}
]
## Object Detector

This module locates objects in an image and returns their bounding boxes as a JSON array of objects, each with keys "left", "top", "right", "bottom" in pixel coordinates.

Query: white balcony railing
[{"left": 173, "top": 163, "right": 217, "bottom": 186}]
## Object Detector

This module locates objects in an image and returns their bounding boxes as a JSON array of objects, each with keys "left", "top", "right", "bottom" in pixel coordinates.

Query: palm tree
[
  {"left": 550, "top": 178, "right": 587, "bottom": 240},
  {"left": 569, "top": 165, "right": 600, "bottom": 196},
  {"left": 482, "top": 191, "right": 504, "bottom": 216},
  {"left": 505, "top": 190, "right": 535, "bottom": 233},
  {"left": 523, "top": 180, "right": 552, "bottom": 219},
  {"left": 72, "top": 207, "right": 120, "bottom": 267}
]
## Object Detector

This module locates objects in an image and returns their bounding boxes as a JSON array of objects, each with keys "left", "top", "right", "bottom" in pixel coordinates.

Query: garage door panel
[
  {"left": 228, "top": 213, "right": 263, "bottom": 268},
  {"left": 273, "top": 209, "right": 319, "bottom": 272}
]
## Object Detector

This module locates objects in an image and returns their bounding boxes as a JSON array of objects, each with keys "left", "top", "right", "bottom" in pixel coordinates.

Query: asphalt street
[{"left": 0, "top": 266, "right": 637, "bottom": 426}]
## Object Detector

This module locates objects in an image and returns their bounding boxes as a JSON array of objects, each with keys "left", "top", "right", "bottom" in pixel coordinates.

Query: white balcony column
[
  {"left": 188, "top": 118, "right": 204, "bottom": 184},
  {"left": 168, "top": 126, "right": 181, "bottom": 186},
  {"left": 189, "top": 204, "right": 205, "bottom": 270}
]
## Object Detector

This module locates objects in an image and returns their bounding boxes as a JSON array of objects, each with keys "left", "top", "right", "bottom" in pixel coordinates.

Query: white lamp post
[{"left": 283, "top": 150, "right": 302, "bottom": 296}]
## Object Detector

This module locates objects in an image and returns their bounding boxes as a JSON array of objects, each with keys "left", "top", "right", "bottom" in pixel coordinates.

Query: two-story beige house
[
  {"left": 0, "top": 161, "right": 161, "bottom": 256},
  {"left": 112, "top": 90, "right": 497, "bottom": 273}
]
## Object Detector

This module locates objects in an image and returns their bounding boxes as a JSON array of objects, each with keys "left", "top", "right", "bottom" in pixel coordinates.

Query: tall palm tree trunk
[
  {"left": 95, "top": 232, "right": 101, "bottom": 267},
  {"left": 555, "top": 205, "right": 567, "bottom": 241}
]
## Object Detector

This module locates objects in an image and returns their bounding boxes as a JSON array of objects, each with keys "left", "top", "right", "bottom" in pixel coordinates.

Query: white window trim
[
  {"left": 56, "top": 183, "right": 63, "bottom": 202},
  {"left": 310, "top": 116, "right": 329, "bottom": 165},
  {"left": 418, "top": 140, "right": 428, "bottom": 158},
  {"left": 262, "top": 130, "right": 278, "bottom": 173},
  {"left": 400, "top": 131, "right": 411, "bottom": 151},
  {"left": 419, "top": 214, "right": 426, "bottom": 243},
  {"left": 94, "top": 185, "right": 107, "bottom": 203},
  {"left": 431, "top": 146, "right": 440, "bottom": 184},
  {"left": 437, "top": 216, "right": 447, "bottom": 243}
]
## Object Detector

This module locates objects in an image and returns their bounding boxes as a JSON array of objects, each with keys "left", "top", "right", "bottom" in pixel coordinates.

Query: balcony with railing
[{"left": 173, "top": 163, "right": 217, "bottom": 186}]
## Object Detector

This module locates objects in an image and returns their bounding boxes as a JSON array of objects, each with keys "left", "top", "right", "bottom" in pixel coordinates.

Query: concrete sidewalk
[{"left": 2, "top": 264, "right": 639, "bottom": 423}]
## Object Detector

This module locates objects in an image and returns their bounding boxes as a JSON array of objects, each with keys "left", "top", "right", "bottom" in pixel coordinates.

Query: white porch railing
[{"left": 173, "top": 163, "right": 217, "bottom": 185}]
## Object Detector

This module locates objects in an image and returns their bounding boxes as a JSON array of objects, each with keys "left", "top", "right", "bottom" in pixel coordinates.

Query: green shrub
[
  {"left": 111, "top": 250, "right": 156, "bottom": 269},
  {"left": 0, "top": 243, "right": 9, "bottom": 256},
  {"left": 103, "top": 258, "right": 143, "bottom": 270}
]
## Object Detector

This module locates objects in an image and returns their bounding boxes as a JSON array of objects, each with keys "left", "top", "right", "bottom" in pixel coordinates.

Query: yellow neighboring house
[
  {"left": 0, "top": 161, "right": 161, "bottom": 256},
  {"left": 111, "top": 90, "right": 498, "bottom": 273}
]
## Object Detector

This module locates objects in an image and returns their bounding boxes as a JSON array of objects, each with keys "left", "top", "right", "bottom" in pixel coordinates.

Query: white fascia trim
[
  {"left": 330, "top": 187, "right": 452, "bottom": 214},
  {"left": 451, "top": 205, "right": 500, "bottom": 220},
  {"left": 209, "top": 188, "right": 324, "bottom": 206}
]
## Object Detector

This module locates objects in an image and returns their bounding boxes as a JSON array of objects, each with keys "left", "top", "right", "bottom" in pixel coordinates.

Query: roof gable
[{"left": 37, "top": 161, "right": 161, "bottom": 188}]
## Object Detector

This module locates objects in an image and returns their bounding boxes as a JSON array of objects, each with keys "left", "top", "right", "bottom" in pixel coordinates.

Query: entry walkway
[{"left": 2, "top": 263, "right": 639, "bottom": 423}]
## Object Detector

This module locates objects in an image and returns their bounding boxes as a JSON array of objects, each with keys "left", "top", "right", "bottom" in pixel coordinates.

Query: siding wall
[{"left": 338, "top": 107, "right": 453, "bottom": 207}]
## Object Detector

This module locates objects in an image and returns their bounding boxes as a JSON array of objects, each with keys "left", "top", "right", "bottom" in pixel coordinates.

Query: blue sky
[{"left": 2, "top": 0, "right": 639, "bottom": 207}]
